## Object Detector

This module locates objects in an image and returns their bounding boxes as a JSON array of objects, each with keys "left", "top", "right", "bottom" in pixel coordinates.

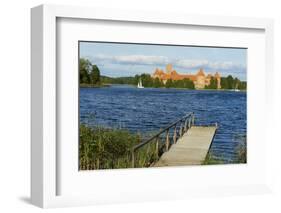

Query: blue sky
[{"left": 80, "top": 42, "right": 247, "bottom": 80}]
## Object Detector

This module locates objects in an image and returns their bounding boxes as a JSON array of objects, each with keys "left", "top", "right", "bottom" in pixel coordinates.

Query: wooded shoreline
[
  {"left": 79, "top": 58, "right": 247, "bottom": 90},
  {"left": 80, "top": 83, "right": 247, "bottom": 91}
]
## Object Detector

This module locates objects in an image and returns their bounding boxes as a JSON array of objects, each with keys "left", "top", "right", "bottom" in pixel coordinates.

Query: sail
[{"left": 137, "top": 78, "right": 144, "bottom": 88}]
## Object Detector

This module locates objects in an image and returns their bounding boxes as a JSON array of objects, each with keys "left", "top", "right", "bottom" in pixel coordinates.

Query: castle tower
[
  {"left": 214, "top": 72, "right": 221, "bottom": 89},
  {"left": 195, "top": 68, "right": 206, "bottom": 89},
  {"left": 197, "top": 68, "right": 205, "bottom": 76},
  {"left": 166, "top": 64, "right": 173, "bottom": 74}
]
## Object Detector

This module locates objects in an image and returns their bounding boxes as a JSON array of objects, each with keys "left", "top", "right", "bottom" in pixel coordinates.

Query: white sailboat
[
  {"left": 234, "top": 83, "right": 240, "bottom": 92},
  {"left": 137, "top": 78, "right": 144, "bottom": 88}
]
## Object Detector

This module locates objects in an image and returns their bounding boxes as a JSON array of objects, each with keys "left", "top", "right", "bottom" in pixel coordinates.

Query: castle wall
[
  {"left": 216, "top": 78, "right": 221, "bottom": 89},
  {"left": 151, "top": 64, "right": 221, "bottom": 89},
  {"left": 194, "top": 76, "right": 206, "bottom": 89}
]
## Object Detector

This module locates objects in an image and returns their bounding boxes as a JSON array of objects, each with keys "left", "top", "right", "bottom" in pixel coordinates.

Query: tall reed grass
[
  {"left": 79, "top": 124, "right": 158, "bottom": 170},
  {"left": 204, "top": 134, "right": 247, "bottom": 165}
]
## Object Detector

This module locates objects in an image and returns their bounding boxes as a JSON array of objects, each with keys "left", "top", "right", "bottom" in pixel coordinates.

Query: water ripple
[{"left": 80, "top": 85, "right": 246, "bottom": 163}]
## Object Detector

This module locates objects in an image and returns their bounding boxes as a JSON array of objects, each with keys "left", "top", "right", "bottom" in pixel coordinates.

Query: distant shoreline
[
  {"left": 79, "top": 83, "right": 111, "bottom": 88},
  {"left": 79, "top": 83, "right": 246, "bottom": 91}
]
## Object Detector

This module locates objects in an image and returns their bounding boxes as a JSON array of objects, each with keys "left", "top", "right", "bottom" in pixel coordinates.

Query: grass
[
  {"left": 79, "top": 124, "right": 158, "bottom": 170},
  {"left": 234, "top": 134, "right": 247, "bottom": 163},
  {"left": 203, "top": 153, "right": 224, "bottom": 165},
  {"left": 80, "top": 124, "right": 247, "bottom": 168},
  {"left": 203, "top": 134, "right": 247, "bottom": 165},
  {"left": 80, "top": 83, "right": 110, "bottom": 88}
]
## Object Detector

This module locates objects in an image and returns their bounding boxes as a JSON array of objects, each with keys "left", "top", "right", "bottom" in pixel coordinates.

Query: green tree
[
  {"left": 205, "top": 77, "right": 217, "bottom": 89},
  {"left": 134, "top": 74, "right": 140, "bottom": 85},
  {"left": 238, "top": 81, "right": 247, "bottom": 90},
  {"left": 220, "top": 75, "right": 235, "bottom": 89},
  {"left": 226, "top": 75, "right": 234, "bottom": 89},
  {"left": 186, "top": 79, "right": 195, "bottom": 89},
  {"left": 153, "top": 77, "right": 163, "bottom": 88},
  {"left": 220, "top": 77, "right": 227, "bottom": 89},
  {"left": 90, "top": 64, "right": 101, "bottom": 85},
  {"left": 165, "top": 79, "right": 173, "bottom": 88},
  {"left": 233, "top": 77, "right": 240, "bottom": 89},
  {"left": 140, "top": 73, "right": 154, "bottom": 87},
  {"left": 220, "top": 75, "right": 247, "bottom": 90},
  {"left": 173, "top": 79, "right": 183, "bottom": 88},
  {"left": 79, "top": 58, "right": 91, "bottom": 84}
]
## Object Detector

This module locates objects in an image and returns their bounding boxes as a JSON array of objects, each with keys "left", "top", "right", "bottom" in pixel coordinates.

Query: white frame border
[{"left": 31, "top": 4, "right": 274, "bottom": 208}]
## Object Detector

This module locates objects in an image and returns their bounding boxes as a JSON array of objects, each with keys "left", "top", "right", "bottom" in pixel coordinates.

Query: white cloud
[
  {"left": 92, "top": 54, "right": 169, "bottom": 66},
  {"left": 175, "top": 59, "right": 209, "bottom": 69},
  {"left": 88, "top": 54, "right": 245, "bottom": 72},
  {"left": 175, "top": 59, "right": 245, "bottom": 71}
]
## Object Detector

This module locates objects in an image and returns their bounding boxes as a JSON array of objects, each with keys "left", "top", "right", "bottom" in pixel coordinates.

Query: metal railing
[{"left": 131, "top": 112, "right": 195, "bottom": 168}]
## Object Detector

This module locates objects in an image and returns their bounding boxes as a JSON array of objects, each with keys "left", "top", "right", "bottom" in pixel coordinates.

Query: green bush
[
  {"left": 203, "top": 153, "right": 224, "bottom": 165},
  {"left": 79, "top": 124, "right": 142, "bottom": 170},
  {"left": 235, "top": 135, "right": 247, "bottom": 163},
  {"left": 204, "top": 135, "right": 247, "bottom": 165},
  {"left": 79, "top": 124, "right": 162, "bottom": 170}
]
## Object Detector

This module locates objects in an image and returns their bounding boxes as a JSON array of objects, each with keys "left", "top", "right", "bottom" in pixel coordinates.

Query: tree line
[
  {"left": 79, "top": 58, "right": 101, "bottom": 85},
  {"left": 102, "top": 73, "right": 246, "bottom": 90},
  {"left": 205, "top": 76, "right": 247, "bottom": 90},
  {"left": 79, "top": 58, "right": 246, "bottom": 90},
  {"left": 102, "top": 73, "right": 195, "bottom": 89},
  {"left": 135, "top": 73, "right": 196, "bottom": 89},
  {"left": 221, "top": 75, "right": 247, "bottom": 90}
]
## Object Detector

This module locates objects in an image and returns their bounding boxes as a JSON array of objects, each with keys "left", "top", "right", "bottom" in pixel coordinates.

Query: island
[{"left": 79, "top": 58, "right": 246, "bottom": 90}]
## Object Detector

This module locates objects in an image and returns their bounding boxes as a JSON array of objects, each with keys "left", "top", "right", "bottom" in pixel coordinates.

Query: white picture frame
[{"left": 31, "top": 4, "right": 274, "bottom": 208}]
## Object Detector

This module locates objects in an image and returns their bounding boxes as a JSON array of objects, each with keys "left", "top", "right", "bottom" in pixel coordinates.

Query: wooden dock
[
  {"left": 131, "top": 113, "right": 218, "bottom": 168},
  {"left": 154, "top": 126, "right": 217, "bottom": 167}
]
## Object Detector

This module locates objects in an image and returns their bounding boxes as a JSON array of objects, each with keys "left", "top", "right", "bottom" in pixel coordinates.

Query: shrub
[{"left": 79, "top": 124, "right": 141, "bottom": 170}]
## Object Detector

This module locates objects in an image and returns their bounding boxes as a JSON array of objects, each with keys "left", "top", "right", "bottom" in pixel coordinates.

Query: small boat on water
[
  {"left": 232, "top": 83, "right": 240, "bottom": 92},
  {"left": 137, "top": 79, "right": 144, "bottom": 88}
]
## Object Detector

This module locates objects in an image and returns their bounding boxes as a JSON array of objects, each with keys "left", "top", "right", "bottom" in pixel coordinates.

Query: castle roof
[
  {"left": 183, "top": 75, "right": 197, "bottom": 81},
  {"left": 197, "top": 69, "right": 205, "bottom": 76},
  {"left": 154, "top": 69, "right": 164, "bottom": 75},
  {"left": 166, "top": 64, "right": 173, "bottom": 73},
  {"left": 151, "top": 65, "right": 220, "bottom": 83},
  {"left": 171, "top": 70, "right": 178, "bottom": 75},
  {"left": 214, "top": 72, "right": 220, "bottom": 77}
]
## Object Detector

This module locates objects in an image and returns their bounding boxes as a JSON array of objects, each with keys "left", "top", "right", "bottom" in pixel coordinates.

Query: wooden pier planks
[{"left": 154, "top": 126, "right": 217, "bottom": 167}]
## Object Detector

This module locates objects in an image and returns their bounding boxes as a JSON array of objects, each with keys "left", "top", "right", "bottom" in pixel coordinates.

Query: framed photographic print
[
  {"left": 31, "top": 4, "right": 274, "bottom": 208},
  {"left": 78, "top": 41, "right": 246, "bottom": 170}
]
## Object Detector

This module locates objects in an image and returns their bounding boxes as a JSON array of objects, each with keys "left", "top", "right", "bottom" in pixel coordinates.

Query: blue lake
[{"left": 80, "top": 85, "right": 247, "bottom": 163}]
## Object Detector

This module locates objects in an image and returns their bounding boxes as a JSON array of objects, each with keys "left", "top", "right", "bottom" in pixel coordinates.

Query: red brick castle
[{"left": 151, "top": 64, "right": 221, "bottom": 89}]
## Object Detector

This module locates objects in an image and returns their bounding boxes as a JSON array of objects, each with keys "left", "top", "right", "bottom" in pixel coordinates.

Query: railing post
[
  {"left": 179, "top": 122, "right": 183, "bottom": 137},
  {"left": 155, "top": 136, "right": 159, "bottom": 159},
  {"left": 173, "top": 125, "right": 177, "bottom": 144},
  {"left": 192, "top": 113, "right": 195, "bottom": 126},
  {"left": 184, "top": 117, "right": 188, "bottom": 132},
  {"left": 130, "top": 113, "right": 195, "bottom": 168},
  {"left": 131, "top": 149, "right": 135, "bottom": 168},
  {"left": 165, "top": 130, "right": 170, "bottom": 151}
]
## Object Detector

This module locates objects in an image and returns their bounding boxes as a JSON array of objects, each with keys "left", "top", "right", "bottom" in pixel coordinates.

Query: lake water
[{"left": 80, "top": 85, "right": 247, "bottom": 163}]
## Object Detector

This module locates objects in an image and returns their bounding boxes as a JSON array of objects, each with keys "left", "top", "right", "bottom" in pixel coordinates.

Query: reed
[
  {"left": 79, "top": 124, "right": 156, "bottom": 170},
  {"left": 203, "top": 134, "right": 247, "bottom": 165},
  {"left": 203, "top": 153, "right": 224, "bottom": 165},
  {"left": 234, "top": 135, "right": 247, "bottom": 163}
]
